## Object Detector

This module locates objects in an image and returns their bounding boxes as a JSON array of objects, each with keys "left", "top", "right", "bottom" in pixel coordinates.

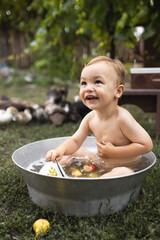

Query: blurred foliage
[
  {"left": 0, "top": 0, "right": 160, "bottom": 81},
  {"left": 0, "top": 0, "right": 39, "bottom": 39}
]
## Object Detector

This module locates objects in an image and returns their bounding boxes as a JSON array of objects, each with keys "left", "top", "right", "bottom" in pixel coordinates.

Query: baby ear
[{"left": 115, "top": 84, "right": 124, "bottom": 99}]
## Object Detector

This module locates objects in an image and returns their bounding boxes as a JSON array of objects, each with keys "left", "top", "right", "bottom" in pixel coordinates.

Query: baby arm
[
  {"left": 46, "top": 114, "right": 91, "bottom": 162},
  {"left": 46, "top": 138, "right": 80, "bottom": 162},
  {"left": 96, "top": 110, "right": 153, "bottom": 159}
]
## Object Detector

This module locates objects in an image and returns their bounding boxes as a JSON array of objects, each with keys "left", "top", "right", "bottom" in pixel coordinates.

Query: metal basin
[{"left": 12, "top": 136, "right": 156, "bottom": 216}]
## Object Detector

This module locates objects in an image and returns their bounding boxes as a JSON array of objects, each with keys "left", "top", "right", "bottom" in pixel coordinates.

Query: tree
[
  {"left": 1, "top": 0, "right": 160, "bottom": 80},
  {"left": 0, "top": 0, "right": 39, "bottom": 67},
  {"left": 29, "top": 0, "right": 160, "bottom": 79}
]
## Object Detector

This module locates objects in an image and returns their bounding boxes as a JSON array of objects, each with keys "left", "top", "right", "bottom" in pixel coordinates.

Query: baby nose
[{"left": 86, "top": 83, "right": 94, "bottom": 91}]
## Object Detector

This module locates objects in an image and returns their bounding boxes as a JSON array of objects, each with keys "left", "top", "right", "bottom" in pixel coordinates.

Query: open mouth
[{"left": 85, "top": 95, "right": 98, "bottom": 100}]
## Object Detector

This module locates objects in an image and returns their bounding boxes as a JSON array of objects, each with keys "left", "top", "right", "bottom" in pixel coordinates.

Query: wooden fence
[{"left": 0, "top": 29, "right": 34, "bottom": 68}]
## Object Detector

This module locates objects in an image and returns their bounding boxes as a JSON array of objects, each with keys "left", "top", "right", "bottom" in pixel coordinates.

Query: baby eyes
[
  {"left": 81, "top": 80, "right": 102, "bottom": 86},
  {"left": 95, "top": 80, "right": 102, "bottom": 84},
  {"left": 81, "top": 81, "right": 87, "bottom": 86}
]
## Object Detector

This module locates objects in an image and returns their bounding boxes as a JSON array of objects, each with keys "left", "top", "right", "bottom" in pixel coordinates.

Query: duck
[
  {"left": 0, "top": 106, "right": 18, "bottom": 124},
  {"left": 32, "top": 106, "right": 49, "bottom": 122},
  {"left": 44, "top": 101, "right": 70, "bottom": 116},
  {"left": 44, "top": 103, "right": 62, "bottom": 115},
  {"left": 44, "top": 101, "right": 71, "bottom": 126},
  {"left": 12, "top": 108, "right": 32, "bottom": 124}
]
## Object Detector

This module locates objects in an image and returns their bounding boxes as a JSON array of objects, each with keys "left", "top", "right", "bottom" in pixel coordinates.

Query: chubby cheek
[{"left": 79, "top": 88, "right": 84, "bottom": 101}]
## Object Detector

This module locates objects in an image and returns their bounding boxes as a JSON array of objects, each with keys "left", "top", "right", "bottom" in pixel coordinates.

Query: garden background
[{"left": 0, "top": 0, "right": 160, "bottom": 239}]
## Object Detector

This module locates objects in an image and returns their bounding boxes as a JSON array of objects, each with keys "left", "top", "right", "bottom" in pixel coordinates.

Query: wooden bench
[{"left": 119, "top": 89, "right": 160, "bottom": 138}]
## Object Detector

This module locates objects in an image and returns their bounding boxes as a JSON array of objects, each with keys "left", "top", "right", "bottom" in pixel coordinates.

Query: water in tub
[{"left": 26, "top": 147, "right": 152, "bottom": 178}]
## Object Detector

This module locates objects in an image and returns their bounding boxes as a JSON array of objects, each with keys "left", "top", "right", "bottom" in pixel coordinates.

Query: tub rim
[{"left": 12, "top": 136, "right": 156, "bottom": 181}]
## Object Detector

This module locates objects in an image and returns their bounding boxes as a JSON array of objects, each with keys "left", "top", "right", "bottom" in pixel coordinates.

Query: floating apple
[
  {"left": 83, "top": 163, "right": 97, "bottom": 172},
  {"left": 87, "top": 172, "right": 99, "bottom": 178},
  {"left": 70, "top": 168, "right": 82, "bottom": 177}
]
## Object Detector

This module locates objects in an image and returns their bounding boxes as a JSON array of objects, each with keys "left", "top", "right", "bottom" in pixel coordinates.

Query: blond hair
[{"left": 85, "top": 56, "right": 126, "bottom": 85}]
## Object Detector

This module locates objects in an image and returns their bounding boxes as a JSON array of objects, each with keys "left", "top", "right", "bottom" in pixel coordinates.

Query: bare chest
[{"left": 89, "top": 116, "right": 130, "bottom": 146}]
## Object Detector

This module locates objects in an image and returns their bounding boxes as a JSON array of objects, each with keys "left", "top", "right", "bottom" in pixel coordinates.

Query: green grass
[
  {"left": 0, "top": 83, "right": 79, "bottom": 104},
  {"left": 0, "top": 85, "right": 160, "bottom": 239}
]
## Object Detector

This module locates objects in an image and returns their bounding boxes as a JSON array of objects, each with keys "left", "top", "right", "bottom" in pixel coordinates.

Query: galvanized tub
[{"left": 12, "top": 136, "right": 156, "bottom": 217}]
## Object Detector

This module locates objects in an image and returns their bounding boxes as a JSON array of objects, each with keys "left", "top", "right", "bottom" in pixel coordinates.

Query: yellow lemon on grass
[{"left": 33, "top": 219, "right": 50, "bottom": 238}]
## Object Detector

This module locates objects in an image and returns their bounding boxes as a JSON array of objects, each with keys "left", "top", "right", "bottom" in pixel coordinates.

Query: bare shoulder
[
  {"left": 79, "top": 110, "right": 95, "bottom": 126},
  {"left": 117, "top": 106, "right": 153, "bottom": 152},
  {"left": 117, "top": 106, "right": 141, "bottom": 131},
  {"left": 117, "top": 106, "right": 133, "bottom": 121},
  {"left": 117, "top": 106, "right": 152, "bottom": 140},
  {"left": 83, "top": 110, "right": 95, "bottom": 121}
]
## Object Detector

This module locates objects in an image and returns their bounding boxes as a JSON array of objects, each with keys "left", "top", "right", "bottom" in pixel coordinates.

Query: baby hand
[
  {"left": 96, "top": 140, "right": 115, "bottom": 158},
  {"left": 46, "top": 149, "right": 63, "bottom": 162}
]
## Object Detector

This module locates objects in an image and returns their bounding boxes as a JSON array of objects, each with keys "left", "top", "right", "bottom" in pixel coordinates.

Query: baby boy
[{"left": 46, "top": 56, "right": 153, "bottom": 177}]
